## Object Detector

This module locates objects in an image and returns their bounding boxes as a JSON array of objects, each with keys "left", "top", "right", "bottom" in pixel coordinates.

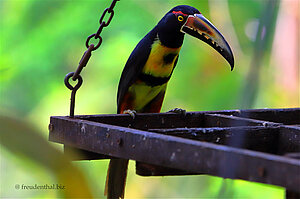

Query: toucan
[{"left": 105, "top": 5, "right": 234, "bottom": 199}]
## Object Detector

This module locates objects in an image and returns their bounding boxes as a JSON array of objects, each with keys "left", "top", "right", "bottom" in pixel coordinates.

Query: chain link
[
  {"left": 100, "top": 8, "right": 114, "bottom": 27},
  {"left": 64, "top": 0, "right": 120, "bottom": 117},
  {"left": 87, "top": 0, "right": 120, "bottom": 49}
]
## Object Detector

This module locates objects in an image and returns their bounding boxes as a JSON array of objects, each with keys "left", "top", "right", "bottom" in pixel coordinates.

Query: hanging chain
[{"left": 64, "top": 0, "right": 120, "bottom": 117}]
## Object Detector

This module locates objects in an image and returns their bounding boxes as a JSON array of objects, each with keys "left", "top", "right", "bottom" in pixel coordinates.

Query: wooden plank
[
  {"left": 49, "top": 116, "right": 300, "bottom": 192},
  {"left": 149, "top": 126, "right": 282, "bottom": 154},
  {"left": 73, "top": 108, "right": 300, "bottom": 127},
  {"left": 72, "top": 110, "right": 281, "bottom": 130},
  {"left": 208, "top": 108, "right": 300, "bottom": 125}
]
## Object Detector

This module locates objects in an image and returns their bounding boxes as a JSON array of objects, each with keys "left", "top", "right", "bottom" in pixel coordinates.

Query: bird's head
[{"left": 158, "top": 5, "right": 234, "bottom": 70}]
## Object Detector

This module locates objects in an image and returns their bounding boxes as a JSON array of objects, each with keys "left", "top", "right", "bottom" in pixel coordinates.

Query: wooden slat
[{"left": 49, "top": 115, "right": 300, "bottom": 192}]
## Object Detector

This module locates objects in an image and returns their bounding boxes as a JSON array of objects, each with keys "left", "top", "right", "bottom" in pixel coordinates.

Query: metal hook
[{"left": 64, "top": 72, "right": 83, "bottom": 117}]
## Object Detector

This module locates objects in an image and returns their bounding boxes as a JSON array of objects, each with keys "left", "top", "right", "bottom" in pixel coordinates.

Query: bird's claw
[
  {"left": 123, "top": 109, "right": 137, "bottom": 119},
  {"left": 167, "top": 108, "right": 186, "bottom": 116}
]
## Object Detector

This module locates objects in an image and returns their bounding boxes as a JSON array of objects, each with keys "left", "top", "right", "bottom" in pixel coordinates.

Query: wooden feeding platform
[{"left": 49, "top": 108, "right": 300, "bottom": 197}]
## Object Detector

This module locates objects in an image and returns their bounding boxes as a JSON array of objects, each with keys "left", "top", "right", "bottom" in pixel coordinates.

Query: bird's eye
[{"left": 178, "top": 15, "right": 184, "bottom": 22}]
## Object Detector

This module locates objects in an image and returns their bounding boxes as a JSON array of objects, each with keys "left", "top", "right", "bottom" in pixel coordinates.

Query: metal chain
[
  {"left": 64, "top": 0, "right": 120, "bottom": 117},
  {"left": 86, "top": 0, "right": 120, "bottom": 51}
]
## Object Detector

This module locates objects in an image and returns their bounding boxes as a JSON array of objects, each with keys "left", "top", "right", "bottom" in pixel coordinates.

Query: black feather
[{"left": 116, "top": 27, "right": 158, "bottom": 113}]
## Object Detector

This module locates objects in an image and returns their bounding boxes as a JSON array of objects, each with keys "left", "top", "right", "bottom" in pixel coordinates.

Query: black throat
[{"left": 157, "top": 28, "right": 184, "bottom": 48}]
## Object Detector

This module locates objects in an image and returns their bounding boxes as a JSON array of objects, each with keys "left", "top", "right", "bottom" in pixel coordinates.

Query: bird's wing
[{"left": 117, "top": 30, "right": 157, "bottom": 113}]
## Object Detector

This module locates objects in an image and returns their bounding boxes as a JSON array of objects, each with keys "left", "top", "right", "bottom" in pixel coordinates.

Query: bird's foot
[
  {"left": 167, "top": 108, "right": 186, "bottom": 116},
  {"left": 123, "top": 109, "right": 137, "bottom": 119}
]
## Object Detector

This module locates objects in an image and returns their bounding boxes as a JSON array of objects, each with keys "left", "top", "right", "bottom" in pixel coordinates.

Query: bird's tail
[{"left": 105, "top": 158, "right": 129, "bottom": 199}]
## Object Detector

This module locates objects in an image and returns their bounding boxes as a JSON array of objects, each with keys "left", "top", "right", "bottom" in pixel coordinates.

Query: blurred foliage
[
  {"left": 241, "top": 0, "right": 280, "bottom": 108},
  {"left": 0, "top": 0, "right": 298, "bottom": 198},
  {"left": 0, "top": 115, "right": 93, "bottom": 198}
]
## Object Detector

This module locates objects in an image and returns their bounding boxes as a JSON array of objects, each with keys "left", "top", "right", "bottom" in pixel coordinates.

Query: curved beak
[{"left": 181, "top": 14, "right": 234, "bottom": 70}]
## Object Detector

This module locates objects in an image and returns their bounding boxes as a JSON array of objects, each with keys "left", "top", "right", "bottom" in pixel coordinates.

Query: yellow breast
[
  {"left": 128, "top": 82, "right": 167, "bottom": 111},
  {"left": 142, "top": 39, "right": 181, "bottom": 77}
]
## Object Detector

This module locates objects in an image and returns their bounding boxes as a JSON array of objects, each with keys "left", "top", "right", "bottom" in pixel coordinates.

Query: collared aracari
[{"left": 105, "top": 5, "right": 234, "bottom": 199}]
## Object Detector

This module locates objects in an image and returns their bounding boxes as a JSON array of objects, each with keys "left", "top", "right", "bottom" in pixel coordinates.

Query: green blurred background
[{"left": 0, "top": 0, "right": 298, "bottom": 198}]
